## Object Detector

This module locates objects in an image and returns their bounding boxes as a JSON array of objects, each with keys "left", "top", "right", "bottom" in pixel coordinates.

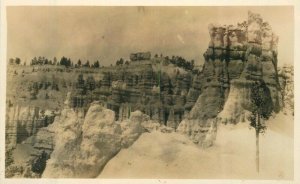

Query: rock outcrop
[
  {"left": 278, "top": 65, "right": 294, "bottom": 115},
  {"left": 5, "top": 105, "right": 56, "bottom": 149},
  {"left": 5, "top": 115, "right": 56, "bottom": 178},
  {"left": 178, "top": 11, "right": 282, "bottom": 147},
  {"left": 42, "top": 103, "right": 147, "bottom": 178}
]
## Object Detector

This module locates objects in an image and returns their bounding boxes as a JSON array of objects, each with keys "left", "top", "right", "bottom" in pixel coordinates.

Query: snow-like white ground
[{"left": 98, "top": 112, "right": 293, "bottom": 179}]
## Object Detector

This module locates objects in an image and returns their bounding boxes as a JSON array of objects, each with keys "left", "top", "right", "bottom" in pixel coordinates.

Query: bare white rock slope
[
  {"left": 42, "top": 103, "right": 146, "bottom": 178},
  {"left": 99, "top": 113, "right": 293, "bottom": 179}
]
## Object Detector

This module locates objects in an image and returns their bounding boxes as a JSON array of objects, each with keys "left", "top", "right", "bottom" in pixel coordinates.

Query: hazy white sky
[{"left": 7, "top": 6, "right": 293, "bottom": 66}]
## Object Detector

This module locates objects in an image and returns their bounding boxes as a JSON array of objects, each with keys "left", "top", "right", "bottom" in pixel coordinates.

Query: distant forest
[{"left": 9, "top": 54, "right": 196, "bottom": 71}]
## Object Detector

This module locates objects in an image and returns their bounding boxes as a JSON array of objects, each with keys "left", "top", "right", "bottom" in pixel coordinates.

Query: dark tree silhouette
[
  {"left": 116, "top": 58, "right": 124, "bottom": 65},
  {"left": 249, "top": 80, "right": 273, "bottom": 173},
  {"left": 93, "top": 60, "right": 100, "bottom": 68},
  {"left": 59, "top": 57, "right": 68, "bottom": 67},
  {"left": 15, "top": 57, "right": 21, "bottom": 65},
  {"left": 83, "top": 60, "right": 90, "bottom": 67},
  {"left": 77, "top": 59, "right": 82, "bottom": 67},
  {"left": 67, "top": 58, "right": 71, "bottom": 67}
]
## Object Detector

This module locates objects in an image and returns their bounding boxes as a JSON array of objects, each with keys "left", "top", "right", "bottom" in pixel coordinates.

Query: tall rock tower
[{"left": 177, "top": 11, "right": 282, "bottom": 147}]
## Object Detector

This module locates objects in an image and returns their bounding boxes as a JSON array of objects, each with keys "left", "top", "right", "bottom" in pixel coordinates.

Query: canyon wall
[
  {"left": 5, "top": 11, "right": 292, "bottom": 178},
  {"left": 71, "top": 62, "right": 194, "bottom": 128}
]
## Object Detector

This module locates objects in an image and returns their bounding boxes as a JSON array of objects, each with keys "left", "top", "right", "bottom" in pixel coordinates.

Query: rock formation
[
  {"left": 178, "top": 11, "right": 282, "bottom": 147},
  {"left": 5, "top": 105, "right": 56, "bottom": 149},
  {"left": 278, "top": 65, "right": 294, "bottom": 115},
  {"left": 71, "top": 62, "right": 193, "bottom": 129},
  {"left": 42, "top": 102, "right": 148, "bottom": 178}
]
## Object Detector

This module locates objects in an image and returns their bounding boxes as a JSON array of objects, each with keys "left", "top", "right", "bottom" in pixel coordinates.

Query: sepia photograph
[{"left": 0, "top": 2, "right": 298, "bottom": 183}]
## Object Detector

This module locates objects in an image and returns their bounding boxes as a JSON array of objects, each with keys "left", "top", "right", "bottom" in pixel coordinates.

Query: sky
[{"left": 6, "top": 6, "right": 294, "bottom": 66}]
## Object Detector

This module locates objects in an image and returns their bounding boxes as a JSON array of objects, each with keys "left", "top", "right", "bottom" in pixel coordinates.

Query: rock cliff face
[
  {"left": 71, "top": 62, "right": 193, "bottom": 129},
  {"left": 5, "top": 113, "right": 57, "bottom": 178},
  {"left": 5, "top": 105, "right": 56, "bottom": 149},
  {"left": 178, "top": 11, "right": 283, "bottom": 147}
]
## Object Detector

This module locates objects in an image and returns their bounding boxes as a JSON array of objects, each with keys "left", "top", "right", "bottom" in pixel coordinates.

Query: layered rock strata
[
  {"left": 72, "top": 63, "right": 193, "bottom": 129},
  {"left": 178, "top": 11, "right": 282, "bottom": 147}
]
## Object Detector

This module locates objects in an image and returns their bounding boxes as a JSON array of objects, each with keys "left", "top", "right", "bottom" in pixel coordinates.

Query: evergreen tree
[
  {"left": 67, "top": 58, "right": 71, "bottom": 67},
  {"left": 15, "top": 57, "right": 21, "bottom": 65},
  {"left": 77, "top": 59, "right": 82, "bottom": 66},
  {"left": 59, "top": 56, "right": 71, "bottom": 67},
  {"left": 93, "top": 60, "right": 100, "bottom": 68},
  {"left": 119, "top": 58, "right": 124, "bottom": 65},
  {"left": 249, "top": 80, "right": 273, "bottom": 173},
  {"left": 116, "top": 58, "right": 124, "bottom": 65},
  {"left": 84, "top": 60, "right": 90, "bottom": 67}
]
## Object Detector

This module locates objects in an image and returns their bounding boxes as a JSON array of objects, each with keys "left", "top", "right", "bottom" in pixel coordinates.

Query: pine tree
[
  {"left": 249, "top": 80, "right": 273, "bottom": 173},
  {"left": 15, "top": 57, "right": 21, "bottom": 65},
  {"left": 84, "top": 60, "right": 90, "bottom": 67},
  {"left": 93, "top": 60, "right": 100, "bottom": 68},
  {"left": 77, "top": 59, "right": 82, "bottom": 67}
]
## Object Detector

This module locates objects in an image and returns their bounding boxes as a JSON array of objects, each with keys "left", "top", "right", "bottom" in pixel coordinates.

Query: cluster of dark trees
[
  {"left": 114, "top": 53, "right": 195, "bottom": 71},
  {"left": 28, "top": 79, "right": 60, "bottom": 100},
  {"left": 168, "top": 56, "right": 195, "bottom": 71},
  {"left": 10, "top": 55, "right": 195, "bottom": 71},
  {"left": 9, "top": 57, "right": 23, "bottom": 65},
  {"left": 29, "top": 56, "right": 101, "bottom": 68},
  {"left": 30, "top": 56, "right": 57, "bottom": 66},
  {"left": 75, "top": 74, "right": 97, "bottom": 94},
  {"left": 75, "top": 59, "right": 100, "bottom": 68},
  {"left": 115, "top": 58, "right": 129, "bottom": 66},
  {"left": 72, "top": 74, "right": 99, "bottom": 108},
  {"left": 153, "top": 54, "right": 195, "bottom": 71}
]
